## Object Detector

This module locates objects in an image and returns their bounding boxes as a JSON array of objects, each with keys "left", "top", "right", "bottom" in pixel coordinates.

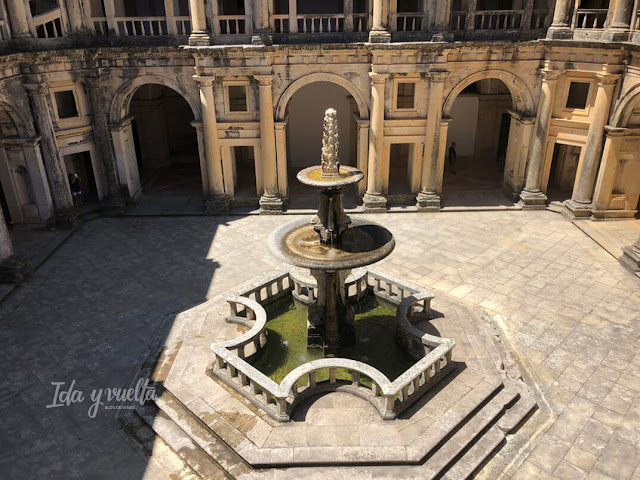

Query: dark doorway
[
  {"left": 388, "top": 143, "right": 412, "bottom": 196},
  {"left": 233, "top": 146, "right": 257, "bottom": 198},
  {"left": 547, "top": 143, "right": 580, "bottom": 203}
]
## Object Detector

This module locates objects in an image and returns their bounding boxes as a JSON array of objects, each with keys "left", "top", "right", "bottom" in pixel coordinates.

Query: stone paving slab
[{"left": 0, "top": 211, "right": 638, "bottom": 478}]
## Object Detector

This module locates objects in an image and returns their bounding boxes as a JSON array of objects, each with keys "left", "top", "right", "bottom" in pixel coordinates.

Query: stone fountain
[{"left": 268, "top": 108, "right": 395, "bottom": 353}]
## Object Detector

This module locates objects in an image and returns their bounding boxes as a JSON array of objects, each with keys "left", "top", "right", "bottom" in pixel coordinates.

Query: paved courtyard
[{"left": 1, "top": 211, "right": 639, "bottom": 479}]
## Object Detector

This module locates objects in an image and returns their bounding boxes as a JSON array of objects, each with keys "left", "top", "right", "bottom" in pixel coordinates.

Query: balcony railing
[
  {"left": 272, "top": 14, "right": 289, "bottom": 33},
  {"left": 531, "top": 9, "right": 550, "bottom": 29},
  {"left": 115, "top": 17, "right": 168, "bottom": 35},
  {"left": 297, "top": 13, "right": 345, "bottom": 33},
  {"left": 352, "top": 13, "right": 368, "bottom": 32},
  {"left": 573, "top": 8, "right": 608, "bottom": 29},
  {"left": 33, "top": 8, "right": 64, "bottom": 38},
  {"left": 174, "top": 16, "right": 191, "bottom": 35},
  {"left": 392, "top": 12, "right": 428, "bottom": 32},
  {"left": 218, "top": 15, "right": 246, "bottom": 34},
  {"left": 450, "top": 11, "right": 467, "bottom": 30},
  {"left": 475, "top": 10, "right": 523, "bottom": 30}
]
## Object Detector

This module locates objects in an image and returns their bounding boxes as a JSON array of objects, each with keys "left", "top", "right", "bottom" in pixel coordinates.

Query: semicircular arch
[
  {"left": 276, "top": 73, "right": 369, "bottom": 121},
  {"left": 443, "top": 70, "right": 535, "bottom": 118},
  {"left": 0, "top": 95, "right": 35, "bottom": 138},
  {"left": 109, "top": 74, "right": 201, "bottom": 124},
  {"left": 611, "top": 84, "right": 640, "bottom": 128}
]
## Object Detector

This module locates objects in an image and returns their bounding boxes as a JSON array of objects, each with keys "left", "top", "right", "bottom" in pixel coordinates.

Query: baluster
[
  {"left": 229, "top": 365, "right": 237, "bottom": 377},
  {"left": 253, "top": 337, "right": 260, "bottom": 352},
  {"left": 215, "top": 355, "right": 225, "bottom": 369},
  {"left": 239, "top": 371, "right": 248, "bottom": 385},
  {"left": 384, "top": 395, "right": 395, "bottom": 416},
  {"left": 352, "top": 372, "right": 360, "bottom": 387},
  {"left": 412, "top": 377, "right": 420, "bottom": 392},
  {"left": 238, "top": 345, "right": 245, "bottom": 359},
  {"left": 402, "top": 384, "right": 410, "bottom": 400},
  {"left": 277, "top": 398, "right": 287, "bottom": 416},
  {"left": 309, "top": 371, "right": 316, "bottom": 388},
  {"left": 250, "top": 380, "right": 259, "bottom": 395},
  {"left": 372, "top": 383, "right": 381, "bottom": 396},
  {"left": 435, "top": 358, "right": 441, "bottom": 373},
  {"left": 329, "top": 368, "right": 337, "bottom": 384}
]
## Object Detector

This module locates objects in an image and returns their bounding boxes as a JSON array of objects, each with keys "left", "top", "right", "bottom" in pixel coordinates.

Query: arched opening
[
  {"left": 128, "top": 84, "right": 202, "bottom": 206},
  {"left": 285, "top": 81, "right": 359, "bottom": 208},
  {"left": 444, "top": 78, "right": 514, "bottom": 205}
]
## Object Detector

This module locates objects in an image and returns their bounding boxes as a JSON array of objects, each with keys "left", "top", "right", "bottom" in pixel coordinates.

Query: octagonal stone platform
[{"left": 125, "top": 270, "right": 539, "bottom": 479}]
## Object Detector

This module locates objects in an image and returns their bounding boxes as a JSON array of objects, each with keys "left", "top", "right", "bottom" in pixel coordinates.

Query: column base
[
  {"left": 205, "top": 195, "right": 230, "bottom": 215},
  {"left": 562, "top": 199, "right": 592, "bottom": 220},
  {"left": 416, "top": 191, "right": 441, "bottom": 211},
  {"left": 546, "top": 26, "right": 573, "bottom": 39},
  {"left": 362, "top": 193, "right": 387, "bottom": 213},
  {"left": 431, "top": 31, "right": 454, "bottom": 42},
  {"left": 251, "top": 32, "right": 273, "bottom": 46},
  {"left": 518, "top": 190, "right": 547, "bottom": 210},
  {"left": 603, "top": 28, "right": 630, "bottom": 42},
  {"left": 55, "top": 207, "right": 80, "bottom": 229},
  {"left": 591, "top": 209, "right": 638, "bottom": 220},
  {"left": 188, "top": 33, "right": 211, "bottom": 46},
  {"left": 0, "top": 255, "right": 31, "bottom": 284},
  {"left": 259, "top": 194, "right": 284, "bottom": 214},
  {"left": 620, "top": 244, "right": 640, "bottom": 272},
  {"left": 368, "top": 29, "right": 391, "bottom": 43}
]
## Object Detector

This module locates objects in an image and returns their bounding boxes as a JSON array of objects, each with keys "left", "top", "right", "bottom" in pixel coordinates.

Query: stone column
[
  {"left": 110, "top": 117, "right": 142, "bottom": 199},
  {"left": 0, "top": 207, "right": 30, "bottom": 283},
  {"left": 547, "top": 0, "right": 573, "bottom": 38},
  {"left": 24, "top": 83, "right": 77, "bottom": 227},
  {"left": 621, "top": 234, "right": 640, "bottom": 272},
  {"left": 188, "top": 0, "right": 210, "bottom": 45},
  {"left": 345, "top": 0, "right": 354, "bottom": 32},
  {"left": 591, "top": 127, "right": 631, "bottom": 219},
  {"left": 6, "top": 0, "right": 32, "bottom": 38},
  {"left": 255, "top": 75, "right": 283, "bottom": 214},
  {"left": 85, "top": 76, "right": 126, "bottom": 214},
  {"left": 519, "top": 68, "right": 561, "bottom": 209},
  {"left": 251, "top": 0, "right": 273, "bottom": 44},
  {"left": 563, "top": 73, "right": 619, "bottom": 219},
  {"left": 65, "top": 0, "right": 86, "bottom": 33},
  {"left": 356, "top": 119, "right": 370, "bottom": 196},
  {"left": 191, "top": 121, "right": 210, "bottom": 195},
  {"left": 194, "top": 75, "right": 229, "bottom": 214},
  {"left": 417, "top": 71, "right": 447, "bottom": 211},
  {"left": 503, "top": 112, "right": 535, "bottom": 199},
  {"left": 363, "top": 73, "right": 388, "bottom": 212},
  {"left": 604, "top": 0, "right": 633, "bottom": 40},
  {"left": 103, "top": 0, "right": 117, "bottom": 35},
  {"left": 369, "top": 0, "right": 391, "bottom": 42},
  {"left": 435, "top": 118, "right": 452, "bottom": 193},
  {"left": 164, "top": 0, "right": 176, "bottom": 35},
  {"left": 433, "top": 0, "right": 453, "bottom": 40},
  {"left": 465, "top": 0, "right": 477, "bottom": 32},
  {"left": 22, "top": 138, "right": 55, "bottom": 224},
  {"left": 288, "top": 0, "right": 298, "bottom": 33}
]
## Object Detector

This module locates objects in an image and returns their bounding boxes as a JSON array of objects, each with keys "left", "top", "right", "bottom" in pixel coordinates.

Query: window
[
  {"left": 228, "top": 85, "right": 248, "bottom": 112},
  {"left": 54, "top": 91, "right": 79, "bottom": 119},
  {"left": 396, "top": 83, "right": 415, "bottom": 109},
  {"left": 566, "top": 82, "right": 590, "bottom": 109}
]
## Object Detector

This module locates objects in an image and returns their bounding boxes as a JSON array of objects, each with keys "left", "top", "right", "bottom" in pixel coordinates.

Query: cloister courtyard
[{"left": 1, "top": 210, "right": 639, "bottom": 479}]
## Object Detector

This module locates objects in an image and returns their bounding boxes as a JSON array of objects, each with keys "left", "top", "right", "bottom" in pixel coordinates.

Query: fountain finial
[{"left": 321, "top": 108, "right": 340, "bottom": 177}]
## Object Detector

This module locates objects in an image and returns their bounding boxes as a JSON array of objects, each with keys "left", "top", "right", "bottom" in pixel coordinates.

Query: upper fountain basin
[
  {"left": 268, "top": 217, "right": 395, "bottom": 270},
  {"left": 297, "top": 165, "right": 364, "bottom": 189}
]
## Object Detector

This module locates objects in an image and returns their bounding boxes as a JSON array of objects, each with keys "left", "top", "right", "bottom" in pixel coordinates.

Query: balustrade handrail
[
  {"left": 217, "top": 14, "right": 247, "bottom": 20},
  {"left": 296, "top": 13, "right": 346, "bottom": 19},
  {"left": 216, "top": 296, "right": 267, "bottom": 351},
  {"left": 32, "top": 7, "right": 62, "bottom": 26}
]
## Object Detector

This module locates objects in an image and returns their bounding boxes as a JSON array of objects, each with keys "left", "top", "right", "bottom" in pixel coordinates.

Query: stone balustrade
[
  {"left": 450, "top": 11, "right": 467, "bottom": 30},
  {"left": 297, "top": 14, "right": 345, "bottom": 34},
  {"left": 475, "top": 10, "right": 523, "bottom": 30},
  {"left": 32, "top": 8, "right": 64, "bottom": 38},
  {"left": 392, "top": 12, "right": 428, "bottom": 32},
  {"left": 531, "top": 9, "right": 550, "bottom": 29},
  {"left": 210, "top": 268, "right": 454, "bottom": 422},
  {"left": 115, "top": 17, "right": 168, "bottom": 36},
  {"left": 574, "top": 8, "right": 608, "bottom": 29},
  {"left": 290, "top": 268, "right": 368, "bottom": 306},
  {"left": 218, "top": 15, "right": 247, "bottom": 35}
]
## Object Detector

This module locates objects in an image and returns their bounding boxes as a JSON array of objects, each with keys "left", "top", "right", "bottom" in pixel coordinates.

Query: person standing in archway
[
  {"left": 448, "top": 142, "right": 457, "bottom": 175},
  {"left": 69, "top": 173, "right": 83, "bottom": 208}
]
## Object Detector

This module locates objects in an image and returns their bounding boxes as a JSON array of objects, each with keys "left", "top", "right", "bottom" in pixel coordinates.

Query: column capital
[
  {"left": 254, "top": 74, "right": 274, "bottom": 86},
  {"left": 23, "top": 83, "right": 50, "bottom": 96},
  {"left": 193, "top": 74, "right": 215, "bottom": 87},
  {"left": 109, "top": 115, "right": 134, "bottom": 131},
  {"left": 539, "top": 68, "right": 563, "bottom": 82},
  {"left": 369, "top": 72, "right": 389, "bottom": 84},
  {"left": 596, "top": 73, "right": 621, "bottom": 86},
  {"left": 508, "top": 110, "right": 536, "bottom": 124},
  {"left": 190, "top": 120, "right": 203, "bottom": 131},
  {"left": 426, "top": 71, "right": 449, "bottom": 83},
  {"left": 604, "top": 125, "right": 627, "bottom": 136}
]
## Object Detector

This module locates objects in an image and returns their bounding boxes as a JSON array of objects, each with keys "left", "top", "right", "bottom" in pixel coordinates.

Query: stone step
[
  {"left": 136, "top": 403, "right": 232, "bottom": 480},
  {"left": 152, "top": 390, "right": 253, "bottom": 479},
  {"left": 422, "top": 386, "right": 519, "bottom": 479},
  {"left": 498, "top": 391, "right": 537, "bottom": 433},
  {"left": 443, "top": 424, "right": 505, "bottom": 480}
]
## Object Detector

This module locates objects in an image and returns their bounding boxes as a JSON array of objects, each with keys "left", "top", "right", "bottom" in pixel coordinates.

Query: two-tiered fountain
[{"left": 268, "top": 108, "right": 395, "bottom": 353}]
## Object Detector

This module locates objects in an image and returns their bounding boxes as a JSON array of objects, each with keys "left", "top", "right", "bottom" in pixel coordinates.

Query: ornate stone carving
[{"left": 321, "top": 108, "right": 340, "bottom": 177}]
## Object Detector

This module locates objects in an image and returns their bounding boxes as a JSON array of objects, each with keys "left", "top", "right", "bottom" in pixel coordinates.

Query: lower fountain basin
[{"left": 268, "top": 217, "right": 395, "bottom": 270}]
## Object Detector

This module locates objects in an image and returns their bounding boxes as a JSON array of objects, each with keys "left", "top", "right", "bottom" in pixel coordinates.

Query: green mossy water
[{"left": 251, "top": 295, "right": 416, "bottom": 385}]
